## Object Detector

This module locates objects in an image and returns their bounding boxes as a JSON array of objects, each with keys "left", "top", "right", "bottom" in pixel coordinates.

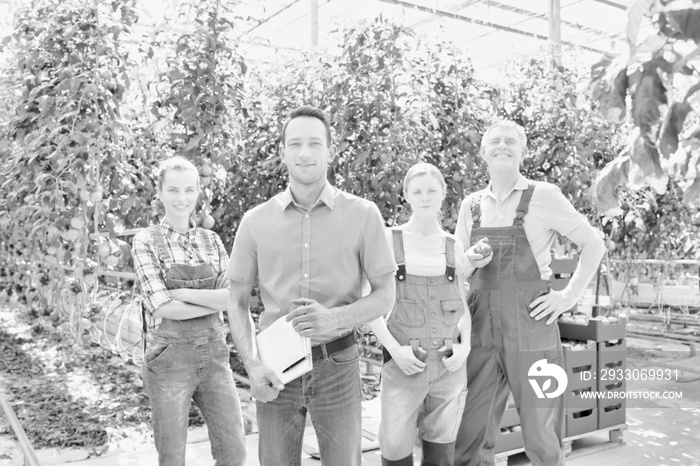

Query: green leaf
[
  {"left": 659, "top": 101, "right": 691, "bottom": 157},
  {"left": 626, "top": 130, "right": 668, "bottom": 193},
  {"left": 631, "top": 57, "right": 670, "bottom": 144},
  {"left": 659, "top": 2, "right": 700, "bottom": 43},
  {"left": 627, "top": 0, "right": 656, "bottom": 51},
  {"left": 184, "top": 135, "right": 201, "bottom": 152},
  {"left": 635, "top": 34, "right": 668, "bottom": 54},
  {"left": 682, "top": 176, "right": 700, "bottom": 205},
  {"left": 590, "top": 54, "right": 628, "bottom": 123},
  {"left": 591, "top": 156, "right": 630, "bottom": 216},
  {"left": 121, "top": 194, "right": 136, "bottom": 213}
]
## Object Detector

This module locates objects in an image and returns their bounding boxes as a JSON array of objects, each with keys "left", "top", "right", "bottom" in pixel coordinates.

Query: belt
[{"left": 311, "top": 332, "right": 356, "bottom": 360}]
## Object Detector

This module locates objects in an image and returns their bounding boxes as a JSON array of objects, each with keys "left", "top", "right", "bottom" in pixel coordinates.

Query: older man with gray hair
[{"left": 453, "top": 120, "right": 605, "bottom": 466}]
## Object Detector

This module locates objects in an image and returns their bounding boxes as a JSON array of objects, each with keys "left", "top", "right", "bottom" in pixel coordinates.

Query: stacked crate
[
  {"left": 559, "top": 318, "right": 627, "bottom": 431},
  {"left": 562, "top": 343, "right": 597, "bottom": 436},
  {"left": 597, "top": 337, "right": 626, "bottom": 428}
]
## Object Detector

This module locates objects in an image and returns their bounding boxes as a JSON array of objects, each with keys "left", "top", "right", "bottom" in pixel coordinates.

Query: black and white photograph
[{"left": 1, "top": 1, "right": 699, "bottom": 465}]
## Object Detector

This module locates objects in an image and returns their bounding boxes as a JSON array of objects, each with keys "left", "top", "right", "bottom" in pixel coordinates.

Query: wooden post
[
  {"left": 549, "top": 0, "right": 562, "bottom": 63},
  {"left": 310, "top": 0, "right": 318, "bottom": 49}
]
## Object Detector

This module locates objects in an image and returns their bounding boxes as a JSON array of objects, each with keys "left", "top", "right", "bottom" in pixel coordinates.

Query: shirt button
[
  {"left": 304, "top": 273, "right": 309, "bottom": 278},
  {"left": 430, "top": 295, "right": 436, "bottom": 300},
  {"left": 431, "top": 312, "right": 436, "bottom": 317},
  {"left": 304, "top": 243, "right": 309, "bottom": 248},
  {"left": 305, "top": 214, "right": 310, "bottom": 219},
  {"left": 432, "top": 327, "right": 437, "bottom": 333}
]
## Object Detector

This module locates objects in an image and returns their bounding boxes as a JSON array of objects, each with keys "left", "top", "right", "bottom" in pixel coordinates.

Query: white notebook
[{"left": 256, "top": 316, "right": 313, "bottom": 384}]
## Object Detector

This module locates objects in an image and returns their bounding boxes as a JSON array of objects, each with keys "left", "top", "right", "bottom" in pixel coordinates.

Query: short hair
[
  {"left": 280, "top": 105, "right": 332, "bottom": 147},
  {"left": 403, "top": 162, "right": 447, "bottom": 196},
  {"left": 156, "top": 156, "right": 199, "bottom": 190},
  {"left": 480, "top": 120, "right": 528, "bottom": 154}
]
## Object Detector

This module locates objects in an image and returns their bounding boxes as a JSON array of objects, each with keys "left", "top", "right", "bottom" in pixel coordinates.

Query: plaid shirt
[{"left": 131, "top": 219, "right": 230, "bottom": 316}]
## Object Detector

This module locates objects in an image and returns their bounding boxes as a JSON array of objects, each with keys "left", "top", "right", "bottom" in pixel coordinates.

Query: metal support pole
[
  {"left": 549, "top": 0, "right": 562, "bottom": 63},
  {"left": 0, "top": 389, "right": 41, "bottom": 466},
  {"left": 310, "top": 0, "right": 318, "bottom": 49}
]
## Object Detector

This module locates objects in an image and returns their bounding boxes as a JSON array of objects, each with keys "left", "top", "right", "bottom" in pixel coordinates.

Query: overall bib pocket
[
  {"left": 441, "top": 300, "right": 463, "bottom": 326},
  {"left": 392, "top": 298, "right": 426, "bottom": 328}
]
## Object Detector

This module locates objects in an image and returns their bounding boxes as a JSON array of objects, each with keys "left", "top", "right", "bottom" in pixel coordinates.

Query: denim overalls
[
  {"left": 379, "top": 229, "right": 468, "bottom": 464},
  {"left": 143, "top": 225, "right": 246, "bottom": 466},
  {"left": 455, "top": 183, "right": 565, "bottom": 466}
]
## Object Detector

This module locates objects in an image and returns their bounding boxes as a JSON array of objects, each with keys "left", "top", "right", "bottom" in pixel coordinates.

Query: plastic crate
[
  {"left": 563, "top": 345, "right": 596, "bottom": 390},
  {"left": 558, "top": 318, "right": 626, "bottom": 342},
  {"left": 566, "top": 407, "right": 597, "bottom": 437},
  {"left": 597, "top": 340, "right": 626, "bottom": 393},
  {"left": 598, "top": 401, "right": 626, "bottom": 429},
  {"left": 562, "top": 345, "right": 597, "bottom": 411}
]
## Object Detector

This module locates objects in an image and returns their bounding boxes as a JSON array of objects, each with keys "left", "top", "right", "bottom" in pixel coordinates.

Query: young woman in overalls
[
  {"left": 369, "top": 162, "right": 472, "bottom": 466},
  {"left": 132, "top": 156, "right": 246, "bottom": 466}
]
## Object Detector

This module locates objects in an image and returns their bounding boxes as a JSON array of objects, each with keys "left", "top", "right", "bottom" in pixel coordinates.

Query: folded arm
[
  {"left": 152, "top": 299, "right": 221, "bottom": 320},
  {"left": 168, "top": 288, "right": 228, "bottom": 312}
]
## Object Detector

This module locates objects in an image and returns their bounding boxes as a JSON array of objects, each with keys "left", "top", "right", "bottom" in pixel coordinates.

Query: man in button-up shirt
[{"left": 226, "top": 105, "right": 396, "bottom": 466}]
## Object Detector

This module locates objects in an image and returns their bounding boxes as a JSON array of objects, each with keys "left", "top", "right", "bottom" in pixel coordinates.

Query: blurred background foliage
[{"left": 0, "top": 0, "right": 699, "bottom": 330}]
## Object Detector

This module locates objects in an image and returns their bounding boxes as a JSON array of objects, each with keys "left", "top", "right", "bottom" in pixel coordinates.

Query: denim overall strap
[
  {"left": 150, "top": 225, "right": 171, "bottom": 271},
  {"left": 196, "top": 228, "right": 216, "bottom": 260},
  {"left": 444, "top": 236, "right": 456, "bottom": 283},
  {"left": 392, "top": 229, "right": 407, "bottom": 282},
  {"left": 513, "top": 182, "right": 535, "bottom": 227},
  {"left": 443, "top": 236, "right": 457, "bottom": 352}
]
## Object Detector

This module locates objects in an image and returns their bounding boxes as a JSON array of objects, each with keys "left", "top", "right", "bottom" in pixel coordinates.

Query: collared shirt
[
  {"left": 132, "top": 218, "right": 230, "bottom": 314},
  {"left": 455, "top": 174, "right": 586, "bottom": 279},
  {"left": 226, "top": 181, "right": 397, "bottom": 344}
]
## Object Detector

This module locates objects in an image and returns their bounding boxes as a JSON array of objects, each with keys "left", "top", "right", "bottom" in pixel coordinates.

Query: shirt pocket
[
  {"left": 440, "top": 300, "right": 464, "bottom": 326},
  {"left": 393, "top": 298, "right": 425, "bottom": 328}
]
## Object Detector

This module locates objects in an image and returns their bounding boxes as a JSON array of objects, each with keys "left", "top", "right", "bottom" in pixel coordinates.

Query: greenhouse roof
[
  {"left": 1, "top": 0, "right": 649, "bottom": 81},
  {"left": 227, "top": 0, "right": 649, "bottom": 81}
]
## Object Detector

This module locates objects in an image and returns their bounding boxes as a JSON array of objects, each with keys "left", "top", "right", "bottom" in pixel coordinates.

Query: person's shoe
[{"left": 421, "top": 440, "right": 455, "bottom": 466}]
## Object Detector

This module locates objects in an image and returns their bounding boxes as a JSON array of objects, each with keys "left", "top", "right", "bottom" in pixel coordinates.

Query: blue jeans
[
  {"left": 256, "top": 344, "right": 362, "bottom": 466},
  {"left": 143, "top": 328, "right": 247, "bottom": 466}
]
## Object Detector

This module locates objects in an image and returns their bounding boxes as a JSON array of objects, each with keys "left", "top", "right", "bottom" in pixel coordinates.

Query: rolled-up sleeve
[
  {"left": 225, "top": 214, "right": 258, "bottom": 285},
  {"left": 455, "top": 195, "right": 474, "bottom": 249},
  {"left": 359, "top": 204, "right": 397, "bottom": 279},
  {"left": 132, "top": 231, "right": 171, "bottom": 314}
]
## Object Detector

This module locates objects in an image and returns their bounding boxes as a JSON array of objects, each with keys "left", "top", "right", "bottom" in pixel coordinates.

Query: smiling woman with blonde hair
[{"left": 131, "top": 156, "right": 246, "bottom": 466}]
